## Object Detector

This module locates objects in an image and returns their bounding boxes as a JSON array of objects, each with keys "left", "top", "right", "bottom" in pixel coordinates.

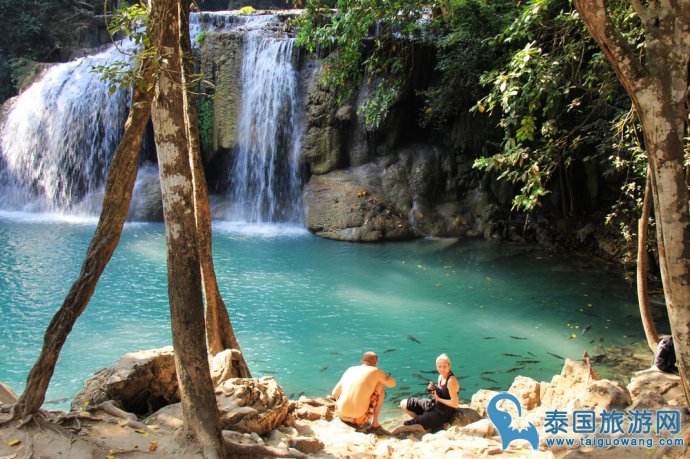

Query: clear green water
[{"left": 0, "top": 213, "right": 647, "bottom": 418}]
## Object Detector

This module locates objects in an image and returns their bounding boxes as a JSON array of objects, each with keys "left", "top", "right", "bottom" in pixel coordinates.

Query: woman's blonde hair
[{"left": 436, "top": 353, "right": 451, "bottom": 366}]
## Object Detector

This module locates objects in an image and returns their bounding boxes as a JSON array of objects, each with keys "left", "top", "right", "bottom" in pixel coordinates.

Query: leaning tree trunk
[
  {"left": 178, "top": 3, "right": 250, "bottom": 376},
  {"left": 150, "top": 0, "right": 223, "bottom": 456},
  {"left": 12, "top": 54, "right": 158, "bottom": 420},
  {"left": 637, "top": 168, "right": 659, "bottom": 352},
  {"left": 574, "top": 0, "right": 690, "bottom": 405}
]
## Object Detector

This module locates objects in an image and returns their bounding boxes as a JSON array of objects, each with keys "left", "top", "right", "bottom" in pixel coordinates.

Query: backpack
[{"left": 653, "top": 337, "right": 678, "bottom": 374}]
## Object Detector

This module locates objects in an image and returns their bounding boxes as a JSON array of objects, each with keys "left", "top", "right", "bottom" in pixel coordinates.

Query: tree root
[
  {"left": 221, "top": 432, "right": 308, "bottom": 458},
  {"left": 92, "top": 400, "right": 153, "bottom": 433}
]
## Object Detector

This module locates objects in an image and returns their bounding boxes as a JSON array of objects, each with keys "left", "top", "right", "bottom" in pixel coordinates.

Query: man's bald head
[{"left": 361, "top": 352, "right": 378, "bottom": 366}]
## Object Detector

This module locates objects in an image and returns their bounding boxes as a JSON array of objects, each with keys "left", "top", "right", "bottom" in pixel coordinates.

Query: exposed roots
[
  {"left": 92, "top": 400, "right": 153, "bottom": 433},
  {"left": 221, "top": 432, "right": 308, "bottom": 458}
]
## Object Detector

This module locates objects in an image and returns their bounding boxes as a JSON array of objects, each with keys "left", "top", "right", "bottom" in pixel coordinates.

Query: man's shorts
[{"left": 337, "top": 391, "right": 379, "bottom": 427}]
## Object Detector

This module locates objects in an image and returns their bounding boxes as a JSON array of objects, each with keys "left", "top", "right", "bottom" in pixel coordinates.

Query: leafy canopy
[{"left": 296, "top": 0, "right": 439, "bottom": 128}]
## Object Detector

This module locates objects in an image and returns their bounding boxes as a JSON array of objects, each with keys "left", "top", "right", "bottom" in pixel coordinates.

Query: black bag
[{"left": 653, "top": 337, "right": 678, "bottom": 374}]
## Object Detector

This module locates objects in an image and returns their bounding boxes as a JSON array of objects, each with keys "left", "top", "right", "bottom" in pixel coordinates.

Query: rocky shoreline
[{"left": 2, "top": 347, "right": 689, "bottom": 458}]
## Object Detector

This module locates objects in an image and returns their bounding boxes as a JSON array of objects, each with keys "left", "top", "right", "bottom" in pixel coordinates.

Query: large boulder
[
  {"left": 210, "top": 349, "right": 244, "bottom": 387},
  {"left": 627, "top": 367, "right": 685, "bottom": 409},
  {"left": 0, "top": 382, "right": 18, "bottom": 405},
  {"left": 71, "top": 347, "right": 179, "bottom": 416},
  {"left": 304, "top": 170, "right": 417, "bottom": 242},
  {"left": 216, "top": 377, "right": 289, "bottom": 435},
  {"left": 539, "top": 358, "right": 631, "bottom": 412},
  {"left": 508, "top": 376, "right": 541, "bottom": 411}
]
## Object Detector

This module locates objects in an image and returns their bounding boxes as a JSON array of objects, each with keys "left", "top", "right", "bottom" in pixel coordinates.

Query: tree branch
[{"left": 573, "top": 0, "right": 648, "bottom": 98}]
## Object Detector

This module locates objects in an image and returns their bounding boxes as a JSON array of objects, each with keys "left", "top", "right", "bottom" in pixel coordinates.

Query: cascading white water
[
  {"left": 0, "top": 13, "right": 304, "bottom": 222},
  {"left": 228, "top": 27, "right": 304, "bottom": 223},
  {"left": 0, "top": 46, "right": 131, "bottom": 213}
]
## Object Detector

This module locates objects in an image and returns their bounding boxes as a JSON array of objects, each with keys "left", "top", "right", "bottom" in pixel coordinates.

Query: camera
[{"left": 426, "top": 383, "right": 439, "bottom": 395}]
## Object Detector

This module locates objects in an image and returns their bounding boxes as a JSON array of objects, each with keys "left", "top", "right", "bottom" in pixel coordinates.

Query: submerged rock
[{"left": 304, "top": 171, "right": 417, "bottom": 242}]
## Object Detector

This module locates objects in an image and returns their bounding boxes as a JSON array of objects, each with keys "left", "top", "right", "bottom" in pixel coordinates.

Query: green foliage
[
  {"left": 472, "top": 0, "right": 644, "bottom": 214},
  {"left": 421, "top": 0, "right": 518, "bottom": 126},
  {"left": 197, "top": 95, "right": 214, "bottom": 153},
  {"left": 296, "top": 0, "right": 439, "bottom": 128},
  {"left": 90, "top": 1, "right": 156, "bottom": 94},
  {"left": 0, "top": 0, "right": 87, "bottom": 102},
  {"left": 239, "top": 6, "right": 256, "bottom": 14},
  {"left": 195, "top": 31, "right": 207, "bottom": 45}
]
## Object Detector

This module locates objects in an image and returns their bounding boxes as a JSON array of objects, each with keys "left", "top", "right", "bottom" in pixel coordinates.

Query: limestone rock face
[
  {"left": 71, "top": 347, "right": 179, "bottom": 416},
  {"left": 197, "top": 32, "right": 244, "bottom": 158},
  {"left": 539, "top": 358, "right": 631, "bottom": 412},
  {"left": 288, "top": 396, "right": 336, "bottom": 422},
  {"left": 216, "top": 377, "right": 289, "bottom": 435},
  {"left": 627, "top": 367, "right": 685, "bottom": 409},
  {"left": 508, "top": 376, "right": 541, "bottom": 411},
  {"left": 304, "top": 171, "right": 417, "bottom": 242},
  {"left": 301, "top": 65, "right": 350, "bottom": 175},
  {"left": 470, "top": 389, "right": 500, "bottom": 417}
]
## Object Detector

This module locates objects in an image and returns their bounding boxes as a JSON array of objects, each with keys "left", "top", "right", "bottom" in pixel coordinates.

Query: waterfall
[
  {"left": 0, "top": 46, "right": 131, "bottom": 214},
  {"left": 0, "top": 13, "right": 305, "bottom": 223},
  {"left": 227, "top": 30, "right": 304, "bottom": 223}
]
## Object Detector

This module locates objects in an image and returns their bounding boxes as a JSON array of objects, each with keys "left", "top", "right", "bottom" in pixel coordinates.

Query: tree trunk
[
  {"left": 574, "top": 0, "right": 690, "bottom": 405},
  {"left": 637, "top": 168, "right": 659, "bottom": 352},
  {"left": 13, "top": 54, "right": 158, "bottom": 419},
  {"left": 150, "top": 1, "right": 223, "bottom": 456},
  {"left": 177, "top": 1, "right": 250, "bottom": 377}
]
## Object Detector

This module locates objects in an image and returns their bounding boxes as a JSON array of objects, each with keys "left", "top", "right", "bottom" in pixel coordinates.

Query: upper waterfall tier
[{"left": 0, "top": 12, "right": 305, "bottom": 222}]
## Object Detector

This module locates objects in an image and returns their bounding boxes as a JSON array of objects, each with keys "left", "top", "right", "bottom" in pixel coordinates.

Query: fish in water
[
  {"left": 44, "top": 397, "right": 70, "bottom": 405},
  {"left": 547, "top": 352, "right": 564, "bottom": 360},
  {"left": 420, "top": 370, "right": 438, "bottom": 374},
  {"left": 516, "top": 359, "right": 540, "bottom": 364},
  {"left": 412, "top": 373, "right": 427, "bottom": 380},
  {"left": 506, "top": 366, "right": 524, "bottom": 373},
  {"left": 509, "top": 336, "right": 528, "bottom": 340},
  {"left": 320, "top": 366, "right": 329, "bottom": 372},
  {"left": 484, "top": 336, "right": 497, "bottom": 340},
  {"left": 581, "top": 324, "right": 592, "bottom": 335},
  {"left": 398, "top": 386, "right": 410, "bottom": 391},
  {"left": 527, "top": 351, "right": 537, "bottom": 358},
  {"left": 599, "top": 337, "right": 605, "bottom": 342},
  {"left": 486, "top": 386, "right": 502, "bottom": 391},
  {"left": 480, "top": 376, "right": 498, "bottom": 383},
  {"left": 384, "top": 348, "right": 396, "bottom": 353},
  {"left": 330, "top": 351, "right": 343, "bottom": 355},
  {"left": 481, "top": 371, "right": 496, "bottom": 375},
  {"left": 407, "top": 335, "right": 422, "bottom": 344},
  {"left": 503, "top": 353, "right": 521, "bottom": 357}
]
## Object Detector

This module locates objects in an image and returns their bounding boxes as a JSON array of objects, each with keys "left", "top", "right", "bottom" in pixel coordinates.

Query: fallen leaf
[
  {"left": 149, "top": 441, "right": 158, "bottom": 452},
  {"left": 134, "top": 429, "right": 149, "bottom": 437},
  {"left": 6, "top": 439, "right": 20, "bottom": 446},
  {"left": 148, "top": 425, "right": 159, "bottom": 430}
]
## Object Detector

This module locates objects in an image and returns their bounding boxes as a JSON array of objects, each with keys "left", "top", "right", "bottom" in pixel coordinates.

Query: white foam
[
  {"left": 0, "top": 210, "right": 98, "bottom": 225},
  {"left": 213, "top": 221, "right": 309, "bottom": 238}
]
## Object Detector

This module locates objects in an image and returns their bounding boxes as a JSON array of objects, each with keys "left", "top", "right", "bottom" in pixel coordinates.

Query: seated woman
[{"left": 393, "top": 353, "right": 459, "bottom": 434}]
